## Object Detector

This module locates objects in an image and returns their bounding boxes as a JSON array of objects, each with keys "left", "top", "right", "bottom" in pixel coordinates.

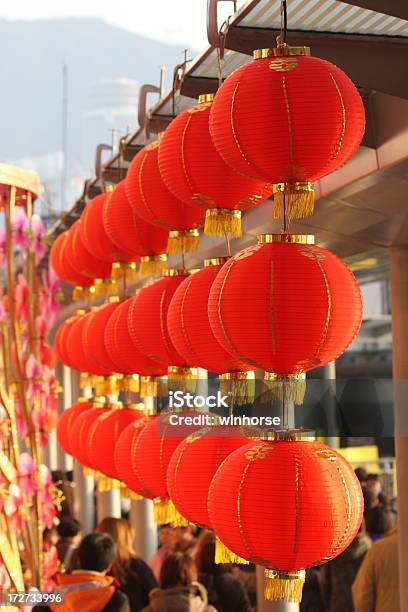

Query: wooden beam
[{"left": 342, "top": 0, "right": 408, "bottom": 20}]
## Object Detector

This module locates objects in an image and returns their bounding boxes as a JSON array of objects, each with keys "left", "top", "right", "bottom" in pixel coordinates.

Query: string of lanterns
[{"left": 54, "top": 35, "right": 366, "bottom": 604}]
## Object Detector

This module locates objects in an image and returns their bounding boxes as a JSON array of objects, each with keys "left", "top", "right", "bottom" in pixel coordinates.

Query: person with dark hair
[
  {"left": 142, "top": 552, "right": 216, "bottom": 612},
  {"left": 194, "top": 530, "right": 253, "bottom": 612},
  {"left": 363, "top": 487, "right": 393, "bottom": 541},
  {"left": 96, "top": 517, "right": 158, "bottom": 611},
  {"left": 34, "top": 533, "right": 130, "bottom": 612},
  {"left": 355, "top": 467, "right": 368, "bottom": 485},
  {"left": 56, "top": 517, "right": 81, "bottom": 571},
  {"left": 320, "top": 521, "right": 371, "bottom": 612},
  {"left": 148, "top": 524, "right": 178, "bottom": 582}
]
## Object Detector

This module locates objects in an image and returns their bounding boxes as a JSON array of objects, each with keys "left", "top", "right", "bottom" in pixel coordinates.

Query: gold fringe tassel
[
  {"left": 95, "top": 375, "right": 122, "bottom": 396},
  {"left": 121, "top": 374, "right": 140, "bottom": 393},
  {"left": 262, "top": 373, "right": 306, "bottom": 406},
  {"left": 167, "top": 367, "right": 198, "bottom": 393},
  {"left": 120, "top": 483, "right": 143, "bottom": 500},
  {"left": 215, "top": 538, "right": 249, "bottom": 565},
  {"left": 73, "top": 285, "right": 96, "bottom": 302},
  {"left": 97, "top": 475, "right": 121, "bottom": 492},
  {"left": 111, "top": 262, "right": 137, "bottom": 282},
  {"left": 219, "top": 371, "right": 255, "bottom": 406},
  {"left": 204, "top": 208, "right": 241, "bottom": 238},
  {"left": 94, "top": 277, "right": 118, "bottom": 297},
  {"left": 140, "top": 376, "right": 157, "bottom": 398},
  {"left": 153, "top": 498, "right": 190, "bottom": 526},
  {"left": 140, "top": 255, "right": 167, "bottom": 277},
  {"left": 167, "top": 230, "right": 200, "bottom": 255},
  {"left": 264, "top": 569, "right": 305, "bottom": 602},
  {"left": 83, "top": 467, "right": 94, "bottom": 477},
  {"left": 80, "top": 372, "right": 93, "bottom": 389},
  {"left": 272, "top": 182, "right": 314, "bottom": 220}
]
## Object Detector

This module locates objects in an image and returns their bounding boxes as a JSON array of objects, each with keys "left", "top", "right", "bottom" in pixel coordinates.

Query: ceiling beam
[{"left": 342, "top": 0, "right": 408, "bottom": 20}]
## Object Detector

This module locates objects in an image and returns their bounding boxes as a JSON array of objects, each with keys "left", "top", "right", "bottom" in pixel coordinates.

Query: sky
[{"left": 0, "top": 0, "right": 238, "bottom": 49}]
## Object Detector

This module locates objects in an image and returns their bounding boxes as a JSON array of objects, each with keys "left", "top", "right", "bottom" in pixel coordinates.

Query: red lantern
[
  {"left": 209, "top": 47, "right": 365, "bottom": 219},
  {"left": 104, "top": 299, "right": 167, "bottom": 379},
  {"left": 54, "top": 313, "right": 83, "bottom": 368},
  {"left": 131, "top": 411, "right": 215, "bottom": 524},
  {"left": 65, "top": 220, "right": 112, "bottom": 280},
  {"left": 86, "top": 405, "right": 144, "bottom": 479},
  {"left": 208, "top": 437, "right": 363, "bottom": 602},
  {"left": 208, "top": 235, "right": 362, "bottom": 398},
  {"left": 102, "top": 181, "right": 169, "bottom": 263},
  {"left": 128, "top": 271, "right": 197, "bottom": 376},
  {"left": 125, "top": 140, "right": 203, "bottom": 254},
  {"left": 79, "top": 193, "right": 136, "bottom": 263},
  {"left": 64, "top": 310, "right": 110, "bottom": 376},
  {"left": 82, "top": 301, "right": 122, "bottom": 373},
  {"left": 167, "top": 426, "right": 248, "bottom": 529},
  {"left": 56, "top": 399, "right": 92, "bottom": 456},
  {"left": 70, "top": 401, "right": 106, "bottom": 467},
  {"left": 158, "top": 94, "right": 272, "bottom": 237},
  {"left": 49, "top": 232, "right": 93, "bottom": 287},
  {"left": 114, "top": 416, "right": 152, "bottom": 496}
]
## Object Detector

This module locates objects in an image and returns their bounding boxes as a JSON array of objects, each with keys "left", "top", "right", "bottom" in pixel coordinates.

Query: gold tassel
[
  {"left": 121, "top": 374, "right": 140, "bottom": 393},
  {"left": 83, "top": 467, "right": 94, "bottom": 477},
  {"left": 73, "top": 285, "right": 96, "bottom": 302},
  {"left": 167, "top": 367, "right": 198, "bottom": 393},
  {"left": 167, "top": 230, "right": 200, "bottom": 255},
  {"left": 140, "top": 376, "right": 157, "bottom": 398},
  {"left": 111, "top": 262, "right": 137, "bottom": 282},
  {"left": 79, "top": 372, "right": 92, "bottom": 389},
  {"left": 120, "top": 483, "right": 143, "bottom": 500},
  {"left": 140, "top": 255, "right": 167, "bottom": 276},
  {"left": 273, "top": 182, "right": 314, "bottom": 220},
  {"left": 204, "top": 208, "right": 241, "bottom": 238},
  {"left": 95, "top": 375, "right": 122, "bottom": 396},
  {"left": 215, "top": 538, "right": 249, "bottom": 565},
  {"left": 97, "top": 475, "right": 121, "bottom": 492},
  {"left": 262, "top": 373, "right": 306, "bottom": 406},
  {"left": 94, "top": 277, "right": 117, "bottom": 296},
  {"left": 153, "top": 498, "right": 190, "bottom": 526},
  {"left": 219, "top": 371, "right": 255, "bottom": 406},
  {"left": 264, "top": 569, "right": 305, "bottom": 602}
]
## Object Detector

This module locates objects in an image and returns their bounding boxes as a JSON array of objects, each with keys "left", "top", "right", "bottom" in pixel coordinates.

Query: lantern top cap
[
  {"left": 75, "top": 308, "right": 86, "bottom": 316},
  {"left": 140, "top": 254, "right": 167, "bottom": 263},
  {"left": 198, "top": 93, "right": 215, "bottom": 103},
  {"left": 105, "top": 184, "right": 114, "bottom": 193},
  {"left": 257, "top": 234, "right": 315, "bottom": 245},
  {"left": 253, "top": 46, "right": 310, "bottom": 59},
  {"left": 108, "top": 295, "right": 120, "bottom": 303},
  {"left": 204, "top": 257, "right": 230, "bottom": 267},
  {"left": 253, "top": 428, "right": 315, "bottom": 442},
  {"left": 163, "top": 268, "right": 199, "bottom": 277},
  {"left": 168, "top": 229, "right": 200, "bottom": 239}
]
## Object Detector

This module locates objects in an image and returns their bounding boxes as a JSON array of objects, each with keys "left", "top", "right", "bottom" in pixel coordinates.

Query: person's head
[
  {"left": 160, "top": 552, "right": 197, "bottom": 589},
  {"left": 95, "top": 518, "right": 136, "bottom": 583},
  {"left": 43, "top": 527, "right": 58, "bottom": 551},
  {"left": 363, "top": 485, "right": 379, "bottom": 510},
  {"left": 366, "top": 473, "right": 382, "bottom": 495},
  {"left": 194, "top": 529, "right": 227, "bottom": 575},
  {"left": 159, "top": 525, "right": 177, "bottom": 551},
  {"left": 57, "top": 517, "right": 81, "bottom": 543},
  {"left": 355, "top": 467, "right": 368, "bottom": 484},
  {"left": 52, "top": 470, "right": 64, "bottom": 484},
  {"left": 77, "top": 533, "right": 116, "bottom": 574}
]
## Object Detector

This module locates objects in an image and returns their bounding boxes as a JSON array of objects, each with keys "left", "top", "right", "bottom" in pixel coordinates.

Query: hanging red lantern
[
  {"left": 54, "top": 312, "right": 83, "bottom": 368},
  {"left": 64, "top": 310, "right": 110, "bottom": 376},
  {"left": 104, "top": 298, "right": 167, "bottom": 379},
  {"left": 56, "top": 399, "right": 92, "bottom": 456},
  {"left": 82, "top": 301, "right": 122, "bottom": 373},
  {"left": 50, "top": 231, "right": 93, "bottom": 288},
  {"left": 131, "top": 411, "right": 215, "bottom": 524},
  {"left": 209, "top": 47, "right": 365, "bottom": 220},
  {"left": 158, "top": 94, "right": 272, "bottom": 237},
  {"left": 69, "top": 400, "right": 106, "bottom": 467},
  {"left": 79, "top": 192, "right": 137, "bottom": 264},
  {"left": 125, "top": 139, "right": 203, "bottom": 254},
  {"left": 65, "top": 220, "right": 112, "bottom": 280},
  {"left": 102, "top": 180, "right": 169, "bottom": 275},
  {"left": 128, "top": 271, "right": 198, "bottom": 383},
  {"left": 85, "top": 405, "right": 145, "bottom": 479},
  {"left": 114, "top": 416, "right": 152, "bottom": 496},
  {"left": 167, "top": 259, "right": 254, "bottom": 404},
  {"left": 208, "top": 436, "right": 363, "bottom": 602},
  {"left": 167, "top": 426, "right": 251, "bottom": 563},
  {"left": 208, "top": 234, "right": 362, "bottom": 402}
]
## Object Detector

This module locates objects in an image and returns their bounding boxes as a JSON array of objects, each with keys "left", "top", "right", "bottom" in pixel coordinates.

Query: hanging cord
[
  {"left": 276, "top": 0, "right": 288, "bottom": 48},
  {"left": 223, "top": 227, "right": 232, "bottom": 257},
  {"left": 172, "top": 50, "right": 192, "bottom": 117}
]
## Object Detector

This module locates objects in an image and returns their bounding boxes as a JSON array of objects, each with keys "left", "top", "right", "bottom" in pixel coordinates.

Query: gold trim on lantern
[
  {"left": 198, "top": 93, "right": 215, "bottom": 103},
  {"left": 273, "top": 182, "right": 315, "bottom": 220},
  {"left": 163, "top": 268, "right": 199, "bottom": 277},
  {"left": 258, "top": 234, "right": 315, "bottom": 245},
  {"left": 253, "top": 47, "right": 310, "bottom": 59},
  {"left": 111, "top": 261, "right": 137, "bottom": 282},
  {"left": 264, "top": 569, "right": 306, "bottom": 603},
  {"left": 204, "top": 208, "right": 242, "bottom": 238},
  {"left": 153, "top": 498, "right": 190, "bottom": 526},
  {"left": 262, "top": 372, "right": 307, "bottom": 406},
  {"left": 204, "top": 257, "right": 230, "bottom": 267},
  {"left": 140, "top": 254, "right": 168, "bottom": 276}
]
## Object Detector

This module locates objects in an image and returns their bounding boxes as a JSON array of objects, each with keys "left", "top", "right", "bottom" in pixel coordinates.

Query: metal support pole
[
  {"left": 389, "top": 246, "right": 408, "bottom": 612},
  {"left": 322, "top": 361, "right": 338, "bottom": 448}
]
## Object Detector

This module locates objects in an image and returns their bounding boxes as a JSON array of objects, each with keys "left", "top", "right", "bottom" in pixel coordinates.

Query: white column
[
  {"left": 74, "top": 459, "right": 95, "bottom": 534},
  {"left": 322, "top": 361, "right": 338, "bottom": 448},
  {"left": 129, "top": 499, "right": 157, "bottom": 562},
  {"left": 389, "top": 246, "right": 408, "bottom": 612},
  {"left": 59, "top": 365, "right": 73, "bottom": 472},
  {"left": 96, "top": 489, "right": 122, "bottom": 524}
]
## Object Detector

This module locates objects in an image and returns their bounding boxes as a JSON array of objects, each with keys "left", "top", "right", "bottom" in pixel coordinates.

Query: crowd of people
[{"left": 37, "top": 468, "right": 398, "bottom": 612}]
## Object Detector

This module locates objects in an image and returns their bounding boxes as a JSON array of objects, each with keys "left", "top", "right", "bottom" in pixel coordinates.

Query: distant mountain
[{"left": 0, "top": 18, "right": 194, "bottom": 207}]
